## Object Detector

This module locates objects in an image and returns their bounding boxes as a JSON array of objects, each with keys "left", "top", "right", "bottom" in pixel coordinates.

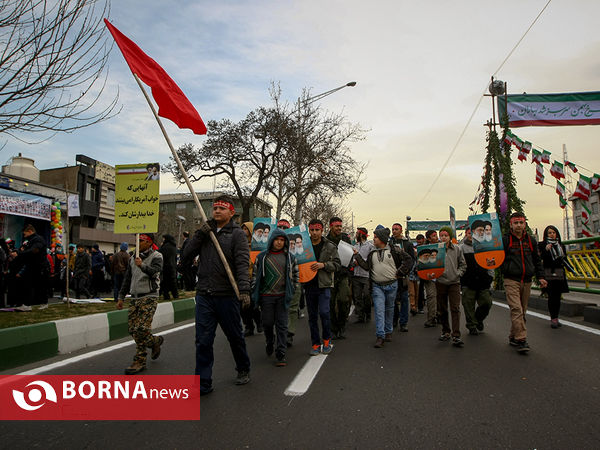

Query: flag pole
[{"left": 131, "top": 73, "right": 240, "bottom": 299}]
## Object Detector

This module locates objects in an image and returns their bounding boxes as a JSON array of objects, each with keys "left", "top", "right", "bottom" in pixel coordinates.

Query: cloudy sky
[{"left": 4, "top": 0, "right": 600, "bottom": 238}]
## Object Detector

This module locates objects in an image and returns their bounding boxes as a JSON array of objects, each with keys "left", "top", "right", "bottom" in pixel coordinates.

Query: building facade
[{"left": 570, "top": 187, "right": 600, "bottom": 238}]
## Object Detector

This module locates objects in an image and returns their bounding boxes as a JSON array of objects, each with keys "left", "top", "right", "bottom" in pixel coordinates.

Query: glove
[
  {"left": 199, "top": 221, "right": 212, "bottom": 235},
  {"left": 239, "top": 292, "right": 251, "bottom": 309}
]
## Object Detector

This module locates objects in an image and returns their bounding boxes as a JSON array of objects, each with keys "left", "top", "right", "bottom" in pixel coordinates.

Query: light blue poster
[
  {"left": 284, "top": 224, "right": 315, "bottom": 265},
  {"left": 251, "top": 217, "right": 276, "bottom": 252}
]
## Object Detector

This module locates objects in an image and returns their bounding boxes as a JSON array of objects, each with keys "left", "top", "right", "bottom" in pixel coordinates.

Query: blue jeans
[
  {"left": 304, "top": 286, "right": 331, "bottom": 346},
  {"left": 113, "top": 273, "right": 124, "bottom": 302},
  {"left": 194, "top": 294, "right": 250, "bottom": 392},
  {"left": 372, "top": 281, "right": 398, "bottom": 338}
]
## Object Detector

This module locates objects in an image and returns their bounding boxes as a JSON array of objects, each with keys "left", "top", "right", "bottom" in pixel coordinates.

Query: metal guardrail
[{"left": 563, "top": 236, "right": 600, "bottom": 294}]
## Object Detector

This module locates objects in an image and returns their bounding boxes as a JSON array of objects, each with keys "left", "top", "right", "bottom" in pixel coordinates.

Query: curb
[{"left": 0, "top": 298, "right": 195, "bottom": 371}]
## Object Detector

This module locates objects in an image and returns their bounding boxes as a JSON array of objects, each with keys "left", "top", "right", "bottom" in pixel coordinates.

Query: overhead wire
[{"left": 411, "top": 0, "right": 553, "bottom": 214}]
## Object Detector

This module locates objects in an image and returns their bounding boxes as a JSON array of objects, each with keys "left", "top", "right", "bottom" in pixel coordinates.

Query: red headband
[
  {"left": 213, "top": 200, "right": 235, "bottom": 212},
  {"left": 329, "top": 221, "right": 342, "bottom": 227},
  {"left": 139, "top": 234, "right": 153, "bottom": 243},
  {"left": 510, "top": 217, "right": 526, "bottom": 224},
  {"left": 357, "top": 229, "right": 368, "bottom": 237},
  {"left": 309, "top": 224, "right": 323, "bottom": 231},
  {"left": 277, "top": 220, "right": 290, "bottom": 227}
]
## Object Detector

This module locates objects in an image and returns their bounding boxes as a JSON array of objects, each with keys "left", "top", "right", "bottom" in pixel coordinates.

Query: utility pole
[{"left": 563, "top": 144, "right": 572, "bottom": 240}]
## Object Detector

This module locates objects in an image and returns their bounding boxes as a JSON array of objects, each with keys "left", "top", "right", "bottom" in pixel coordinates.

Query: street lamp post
[{"left": 294, "top": 81, "right": 357, "bottom": 223}]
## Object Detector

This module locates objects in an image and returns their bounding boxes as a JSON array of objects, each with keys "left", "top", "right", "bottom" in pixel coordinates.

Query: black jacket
[
  {"left": 538, "top": 240, "right": 569, "bottom": 294},
  {"left": 460, "top": 241, "right": 493, "bottom": 291},
  {"left": 159, "top": 234, "right": 178, "bottom": 278},
  {"left": 182, "top": 219, "right": 250, "bottom": 296},
  {"left": 18, "top": 233, "right": 47, "bottom": 277},
  {"left": 501, "top": 233, "right": 545, "bottom": 283}
]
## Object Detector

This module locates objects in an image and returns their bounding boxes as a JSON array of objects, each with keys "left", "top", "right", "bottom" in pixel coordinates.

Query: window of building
[
  {"left": 574, "top": 201, "right": 580, "bottom": 211},
  {"left": 592, "top": 202, "right": 599, "bottom": 215},
  {"left": 594, "top": 220, "right": 600, "bottom": 233},
  {"left": 85, "top": 182, "right": 97, "bottom": 202},
  {"left": 576, "top": 217, "right": 581, "bottom": 227},
  {"left": 176, "top": 203, "right": 186, "bottom": 210},
  {"left": 106, "top": 188, "right": 115, "bottom": 207}
]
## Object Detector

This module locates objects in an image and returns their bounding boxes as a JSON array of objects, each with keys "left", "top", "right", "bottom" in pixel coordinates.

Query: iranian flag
[
  {"left": 531, "top": 149, "right": 542, "bottom": 164},
  {"left": 535, "top": 163, "right": 544, "bottom": 185},
  {"left": 541, "top": 150, "right": 551, "bottom": 164},
  {"left": 503, "top": 130, "right": 516, "bottom": 146},
  {"left": 556, "top": 180, "right": 566, "bottom": 197},
  {"left": 591, "top": 173, "right": 600, "bottom": 190},
  {"left": 522, "top": 141, "right": 532, "bottom": 154},
  {"left": 559, "top": 196, "right": 568, "bottom": 209},
  {"left": 566, "top": 160, "right": 578, "bottom": 173},
  {"left": 550, "top": 161, "right": 565, "bottom": 179},
  {"left": 513, "top": 136, "right": 524, "bottom": 150},
  {"left": 573, "top": 174, "right": 591, "bottom": 200},
  {"left": 517, "top": 149, "right": 527, "bottom": 162},
  {"left": 582, "top": 228, "right": 593, "bottom": 237},
  {"left": 581, "top": 202, "right": 591, "bottom": 224}
]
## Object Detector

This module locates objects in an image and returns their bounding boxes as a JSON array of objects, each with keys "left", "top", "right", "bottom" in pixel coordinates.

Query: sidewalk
[{"left": 0, "top": 297, "right": 196, "bottom": 371}]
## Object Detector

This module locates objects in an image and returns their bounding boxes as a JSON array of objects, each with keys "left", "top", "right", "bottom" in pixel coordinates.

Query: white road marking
[
  {"left": 492, "top": 301, "right": 600, "bottom": 336},
  {"left": 17, "top": 323, "right": 194, "bottom": 375},
  {"left": 284, "top": 353, "right": 328, "bottom": 396}
]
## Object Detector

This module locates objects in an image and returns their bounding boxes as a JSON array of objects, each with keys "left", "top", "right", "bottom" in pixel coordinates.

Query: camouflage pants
[{"left": 128, "top": 296, "right": 159, "bottom": 364}]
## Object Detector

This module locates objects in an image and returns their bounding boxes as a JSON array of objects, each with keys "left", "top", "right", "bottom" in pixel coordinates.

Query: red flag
[{"left": 104, "top": 19, "right": 207, "bottom": 135}]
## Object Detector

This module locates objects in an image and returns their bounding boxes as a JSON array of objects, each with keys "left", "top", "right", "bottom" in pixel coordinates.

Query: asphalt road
[{"left": 1, "top": 302, "right": 600, "bottom": 449}]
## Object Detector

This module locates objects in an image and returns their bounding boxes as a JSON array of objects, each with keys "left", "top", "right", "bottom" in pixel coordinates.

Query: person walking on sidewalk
[
  {"left": 304, "top": 219, "right": 340, "bottom": 356},
  {"left": 460, "top": 228, "right": 493, "bottom": 335},
  {"left": 436, "top": 227, "right": 467, "bottom": 347},
  {"left": 538, "top": 225, "right": 569, "bottom": 329},
  {"left": 73, "top": 244, "right": 92, "bottom": 299},
  {"left": 117, "top": 233, "right": 164, "bottom": 374},
  {"left": 252, "top": 229, "right": 299, "bottom": 367},
  {"left": 354, "top": 227, "right": 412, "bottom": 348},
  {"left": 501, "top": 212, "right": 547, "bottom": 353}
]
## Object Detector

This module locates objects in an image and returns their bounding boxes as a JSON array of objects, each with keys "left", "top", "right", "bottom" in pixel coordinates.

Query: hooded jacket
[
  {"left": 251, "top": 228, "right": 299, "bottom": 308},
  {"left": 182, "top": 218, "right": 250, "bottom": 296},
  {"left": 460, "top": 239, "right": 493, "bottom": 291}
]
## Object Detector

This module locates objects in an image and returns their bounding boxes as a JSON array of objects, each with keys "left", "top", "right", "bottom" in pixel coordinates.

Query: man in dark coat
[
  {"left": 159, "top": 234, "right": 179, "bottom": 300},
  {"left": 13, "top": 224, "right": 47, "bottom": 306}
]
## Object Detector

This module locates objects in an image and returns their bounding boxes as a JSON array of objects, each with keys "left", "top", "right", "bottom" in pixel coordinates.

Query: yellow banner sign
[{"left": 114, "top": 163, "right": 160, "bottom": 233}]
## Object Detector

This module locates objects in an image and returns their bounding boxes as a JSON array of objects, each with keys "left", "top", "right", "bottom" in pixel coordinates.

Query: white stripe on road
[
  {"left": 492, "top": 301, "right": 600, "bottom": 336},
  {"left": 17, "top": 323, "right": 195, "bottom": 376},
  {"left": 284, "top": 353, "right": 328, "bottom": 396}
]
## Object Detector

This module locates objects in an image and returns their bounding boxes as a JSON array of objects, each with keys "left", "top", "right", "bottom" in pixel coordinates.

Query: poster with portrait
[
  {"left": 416, "top": 243, "right": 446, "bottom": 280},
  {"left": 449, "top": 205, "right": 457, "bottom": 244},
  {"left": 250, "top": 217, "right": 276, "bottom": 263},
  {"left": 114, "top": 163, "right": 160, "bottom": 233},
  {"left": 468, "top": 212, "right": 505, "bottom": 269},
  {"left": 285, "top": 224, "right": 317, "bottom": 283}
]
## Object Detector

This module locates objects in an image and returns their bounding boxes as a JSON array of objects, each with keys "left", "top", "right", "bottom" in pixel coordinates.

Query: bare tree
[
  {"left": 0, "top": 0, "right": 119, "bottom": 142},
  {"left": 286, "top": 191, "right": 352, "bottom": 231},
  {"left": 264, "top": 86, "right": 367, "bottom": 224},
  {"left": 166, "top": 106, "right": 287, "bottom": 222}
]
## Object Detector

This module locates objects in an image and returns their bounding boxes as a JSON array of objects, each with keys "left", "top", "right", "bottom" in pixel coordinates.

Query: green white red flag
[
  {"left": 541, "top": 150, "right": 551, "bottom": 164},
  {"left": 591, "top": 173, "right": 600, "bottom": 191},
  {"left": 531, "top": 149, "right": 542, "bottom": 164},
  {"left": 566, "top": 160, "right": 578, "bottom": 173},
  {"left": 573, "top": 174, "right": 591, "bottom": 200},
  {"left": 559, "top": 196, "right": 567, "bottom": 209},
  {"left": 556, "top": 180, "right": 566, "bottom": 197},
  {"left": 581, "top": 202, "right": 591, "bottom": 224},
  {"left": 550, "top": 161, "right": 565, "bottom": 179},
  {"left": 535, "top": 163, "right": 544, "bottom": 185}
]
